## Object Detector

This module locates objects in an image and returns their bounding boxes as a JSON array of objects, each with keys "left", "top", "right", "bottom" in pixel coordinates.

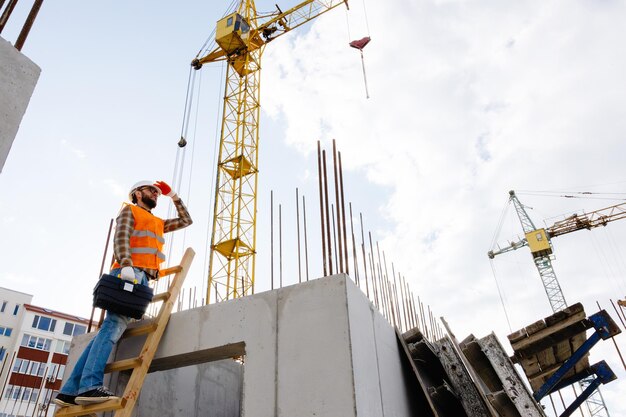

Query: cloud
[
  {"left": 102, "top": 178, "right": 127, "bottom": 199},
  {"left": 61, "top": 139, "right": 87, "bottom": 159},
  {"left": 262, "top": 1, "right": 626, "bottom": 412}
]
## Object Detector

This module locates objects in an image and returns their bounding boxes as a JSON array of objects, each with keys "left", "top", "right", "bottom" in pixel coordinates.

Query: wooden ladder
[{"left": 55, "top": 247, "right": 195, "bottom": 417}]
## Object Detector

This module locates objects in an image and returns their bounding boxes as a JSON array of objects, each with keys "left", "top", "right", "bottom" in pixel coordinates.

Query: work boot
[
  {"left": 75, "top": 387, "right": 119, "bottom": 405},
  {"left": 53, "top": 392, "right": 77, "bottom": 407}
]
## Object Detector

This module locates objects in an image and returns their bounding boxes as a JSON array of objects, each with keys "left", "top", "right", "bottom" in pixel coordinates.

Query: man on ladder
[{"left": 54, "top": 180, "right": 192, "bottom": 406}]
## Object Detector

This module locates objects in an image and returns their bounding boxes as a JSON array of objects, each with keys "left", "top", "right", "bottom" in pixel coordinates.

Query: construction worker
[{"left": 54, "top": 180, "right": 192, "bottom": 406}]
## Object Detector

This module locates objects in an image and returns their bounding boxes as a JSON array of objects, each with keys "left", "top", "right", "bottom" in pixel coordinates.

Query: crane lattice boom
[
  {"left": 547, "top": 202, "right": 626, "bottom": 238},
  {"left": 195, "top": 0, "right": 348, "bottom": 303}
]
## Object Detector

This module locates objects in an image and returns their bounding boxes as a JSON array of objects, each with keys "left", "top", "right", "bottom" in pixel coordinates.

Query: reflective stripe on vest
[
  {"left": 130, "top": 247, "right": 166, "bottom": 260},
  {"left": 131, "top": 229, "right": 166, "bottom": 244}
]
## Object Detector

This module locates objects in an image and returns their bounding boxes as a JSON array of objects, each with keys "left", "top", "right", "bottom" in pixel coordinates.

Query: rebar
[
  {"left": 15, "top": 0, "right": 44, "bottom": 51},
  {"left": 331, "top": 204, "right": 339, "bottom": 271},
  {"left": 359, "top": 213, "right": 369, "bottom": 298},
  {"left": 302, "top": 195, "right": 310, "bottom": 281},
  {"left": 349, "top": 203, "right": 359, "bottom": 285},
  {"left": 317, "top": 141, "right": 327, "bottom": 276},
  {"left": 338, "top": 151, "right": 349, "bottom": 275},
  {"left": 271, "top": 190, "right": 274, "bottom": 289},
  {"left": 0, "top": 0, "right": 18, "bottom": 34},
  {"left": 89, "top": 218, "right": 114, "bottom": 332},
  {"left": 322, "top": 150, "right": 333, "bottom": 274},
  {"left": 611, "top": 298, "right": 626, "bottom": 328},
  {"left": 296, "top": 188, "right": 302, "bottom": 283},
  {"left": 598, "top": 301, "right": 626, "bottom": 371},
  {"left": 279, "top": 203, "right": 283, "bottom": 288},
  {"left": 332, "top": 140, "right": 344, "bottom": 273}
]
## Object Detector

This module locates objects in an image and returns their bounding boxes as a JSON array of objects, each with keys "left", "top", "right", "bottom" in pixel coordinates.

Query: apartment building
[
  {"left": 0, "top": 288, "right": 89, "bottom": 417},
  {"left": 0, "top": 287, "right": 33, "bottom": 383}
]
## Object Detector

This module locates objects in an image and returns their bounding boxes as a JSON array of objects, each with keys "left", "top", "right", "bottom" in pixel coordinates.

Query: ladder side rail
[{"left": 114, "top": 248, "right": 195, "bottom": 417}]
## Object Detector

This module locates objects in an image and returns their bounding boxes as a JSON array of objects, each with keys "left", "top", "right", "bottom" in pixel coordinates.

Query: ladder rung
[
  {"left": 121, "top": 320, "right": 158, "bottom": 338},
  {"left": 152, "top": 291, "right": 171, "bottom": 303},
  {"left": 54, "top": 398, "right": 125, "bottom": 416},
  {"left": 105, "top": 356, "right": 143, "bottom": 373},
  {"left": 159, "top": 265, "right": 182, "bottom": 277}
]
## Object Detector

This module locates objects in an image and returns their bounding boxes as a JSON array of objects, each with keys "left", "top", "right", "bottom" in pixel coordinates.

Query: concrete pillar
[{"left": 0, "top": 36, "right": 40, "bottom": 173}]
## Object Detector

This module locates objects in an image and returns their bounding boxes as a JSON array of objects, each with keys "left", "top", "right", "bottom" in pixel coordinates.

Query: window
[
  {"left": 13, "top": 304, "right": 19, "bottom": 315},
  {"left": 0, "top": 347, "right": 5, "bottom": 361},
  {"left": 32, "top": 315, "right": 56, "bottom": 332},
  {"left": 29, "top": 388, "right": 39, "bottom": 402},
  {"left": 20, "top": 388, "right": 31, "bottom": 401},
  {"left": 10, "top": 385, "right": 21, "bottom": 400},
  {"left": 13, "top": 359, "right": 28, "bottom": 373},
  {"left": 47, "top": 363, "right": 66, "bottom": 380},
  {"left": 4, "top": 384, "right": 15, "bottom": 399},
  {"left": 0, "top": 326, "right": 13, "bottom": 337},
  {"left": 55, "top": 340, "right": 71, "bottom": 354},
  {"left": 12, "top": 359, "right": 46, "bottom": 376},
  {"left": 3, "top": 385, "right": 38, "bottom": 403},
  {"left": 63, "top": 322, "right": 86, "bottom": 337},
  {"left": 20, "top": 333, "right": 52, "bottom": 351},
  {"left": 1, "top": 301, "right": 6, "bottom": 312}
]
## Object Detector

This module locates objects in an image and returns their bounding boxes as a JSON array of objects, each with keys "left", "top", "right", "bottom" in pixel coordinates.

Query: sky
[{"left": 1, "top": 0, "right": 626, "bottom": 415}]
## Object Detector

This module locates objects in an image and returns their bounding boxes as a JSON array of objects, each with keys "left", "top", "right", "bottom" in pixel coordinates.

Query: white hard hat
[{"left": 129, "top": 180, "right": 161, "bottom": 200}]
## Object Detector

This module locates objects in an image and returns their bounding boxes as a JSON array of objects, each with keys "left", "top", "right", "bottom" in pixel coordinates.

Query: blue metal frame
[
  {"left": 532, "top": 310, "right": 619, "bottom": 413},
  {"left": 559, "top": 362, "right": 616, "bottom": 417}
]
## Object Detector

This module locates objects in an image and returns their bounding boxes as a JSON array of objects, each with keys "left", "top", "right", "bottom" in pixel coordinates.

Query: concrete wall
[
  {"left": 0, "top": 36, "right": 40, "bottom": 173},
  {"left": 68, "top": 275, "right": 420, "bottom": 416},
  {"left": 135, "top": 359, "right": 243, "bottom": 417}
]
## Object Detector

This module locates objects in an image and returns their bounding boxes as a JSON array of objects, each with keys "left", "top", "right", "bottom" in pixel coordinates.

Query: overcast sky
[{"left": 1, "top": 1, "right": 625, "bottom": 415}]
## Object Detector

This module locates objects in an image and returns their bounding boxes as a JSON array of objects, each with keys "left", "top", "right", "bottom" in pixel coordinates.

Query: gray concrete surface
[
  {"left": 0, "top": 36, "right": 40, "bottom": 173},
  {"left": 134, "top": 359, "right": 242, "bottom": 417},
  {"left": 68, "top": 275, "right": 420, "bottom": 416}
]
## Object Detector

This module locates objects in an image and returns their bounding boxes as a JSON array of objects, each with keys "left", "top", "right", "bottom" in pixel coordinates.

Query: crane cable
[
  {"left": 489, "top": 195, "right": 511, "bottom": 251},
  {"left": 489, "top": 196, "right": 514, "bottom": 333},
  {"left": 490, "top": 260, "right": 513, "bottom": 333},
  {"left": 345, "top": 0, "right": 372, "bottom": 99},
  {"left": 605, "top": 227, "right": 626, "bottom": 291},
  {"left": 591, "top": 228, "right": 626, "bottom": 296},
  {"left": 202, "top": 60, "right": 227, "bottom": 305},
  {"left": 165, "top": 66, "right": 198, "bottom": 262},
  {"left": 194, "top": 0, "right": 238, "bottom": 61},
  {"left": 517, "top": 189, "right": 626, "bottom": 201}
]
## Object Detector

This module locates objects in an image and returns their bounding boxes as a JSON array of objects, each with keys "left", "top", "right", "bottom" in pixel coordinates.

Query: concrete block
[
  {"left": 0, "top": 36, "right": 40, "bottom": 173},
  {"left": 67, "top": 275, "right": 423, "bottom": 417}
]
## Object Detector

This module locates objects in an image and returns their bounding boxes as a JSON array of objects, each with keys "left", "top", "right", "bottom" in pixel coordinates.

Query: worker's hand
[
  {"left": 154, "top": 181, "right": 177, "bottom": 198},
  {"left": 120, "top": 266, "right": 136, "bottom": 283}
]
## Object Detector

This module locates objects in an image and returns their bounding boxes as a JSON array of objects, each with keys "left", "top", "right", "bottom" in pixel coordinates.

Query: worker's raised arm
[{"left": 154, "top": 181, "right": 193, "bottom": 233}]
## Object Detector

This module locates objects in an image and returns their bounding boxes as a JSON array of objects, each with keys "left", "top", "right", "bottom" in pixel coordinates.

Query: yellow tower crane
[{"left": 192, "top": 0, "right": 349, "bottom": 303}]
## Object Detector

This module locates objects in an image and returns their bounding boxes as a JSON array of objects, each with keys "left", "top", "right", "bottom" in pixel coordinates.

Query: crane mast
[
  {"left": 508, "top": 190, "right": 568, "bottom": 313},
  {"left": 193, "top": 0, "right": 348, "bottom": 303}
]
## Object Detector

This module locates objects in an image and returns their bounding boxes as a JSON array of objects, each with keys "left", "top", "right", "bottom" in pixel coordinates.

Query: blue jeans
[{"left": 60, "top": 268, "right": 149, "bottom": 395}]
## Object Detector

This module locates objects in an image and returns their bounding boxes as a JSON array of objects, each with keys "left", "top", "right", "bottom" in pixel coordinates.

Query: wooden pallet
[
  {"left": 55, "top": 248, "right": 195, "bottom": 417},
  {"left": 507, "top": 303, "right": 590, "bottom": 392}
]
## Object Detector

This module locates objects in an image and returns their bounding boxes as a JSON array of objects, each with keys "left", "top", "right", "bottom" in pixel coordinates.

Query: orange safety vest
[{"left": 112, "top": 204, "right": 166, "bottom": 271}]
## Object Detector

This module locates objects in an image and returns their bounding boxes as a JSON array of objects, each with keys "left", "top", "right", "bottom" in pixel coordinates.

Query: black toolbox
[{"left": 93, "top": 274, "right": 154, "bottom": 319}]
